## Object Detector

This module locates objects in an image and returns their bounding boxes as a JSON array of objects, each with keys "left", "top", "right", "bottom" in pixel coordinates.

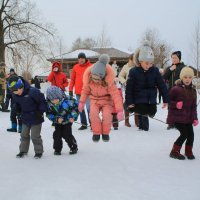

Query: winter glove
[
  {"left": 117, "top": 111, "right": 124, "bottom": 121},
  {"left": 78, "top": 102, "right": 85, "bottom": 113},
  {"left": 176, "top": 101, "right": 183, "bottom": 109},
  {"left": 193, "top": 120, "right": 199, "bottom": 126},
  {"left": 69, "top": 91, "right": 73, "bottom": 97}
]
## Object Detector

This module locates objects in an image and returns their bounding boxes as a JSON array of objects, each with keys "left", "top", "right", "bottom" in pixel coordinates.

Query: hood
[{"left": 52, "top": 62, "right": 62, "bottom": 72}]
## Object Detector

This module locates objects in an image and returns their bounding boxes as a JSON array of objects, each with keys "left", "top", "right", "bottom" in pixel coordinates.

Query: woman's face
[
  {"left": 171, "top": 55, "right": 180, "bottom": 65},
  {"left": 140, "top": 61, "right": 153, "bottom": 71},
  {"left": 182, "top": 75, "right": 193, "bottom": 86}
]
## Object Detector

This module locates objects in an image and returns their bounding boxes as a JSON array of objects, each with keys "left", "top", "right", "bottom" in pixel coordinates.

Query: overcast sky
[{"left": 32, "top": 0, "right": 200, "bottom": 65}]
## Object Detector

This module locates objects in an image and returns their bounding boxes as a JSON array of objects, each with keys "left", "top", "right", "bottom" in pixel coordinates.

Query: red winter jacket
[
  {"left": 47, "top": 62, "right": 68, "bottom": 91},
  {"left": 69, "top": 60, "right": 92, "bottom": 95}
]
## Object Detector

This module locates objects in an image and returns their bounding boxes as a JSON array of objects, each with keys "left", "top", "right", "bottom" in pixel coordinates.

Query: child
[
  {"left": 46, "top": 86, "right": 78, "bottom": 155},
  {"left": 47, "top": 62, "right": 68, "bottom": 91},
  {"left": 167, "top": 67, "right": 198, "bottom": 160},
  {"left": 125, "top": 41, "right": 169, "bottom": 131},
  {"left": 112, "top": 76, "right": 123, "bottom": 130},
  {"left": 78, "top": 54, "right": 124, "bottom": 142},
  {"left": 7, "top": 75, "right": 46, "bottom": 159}
]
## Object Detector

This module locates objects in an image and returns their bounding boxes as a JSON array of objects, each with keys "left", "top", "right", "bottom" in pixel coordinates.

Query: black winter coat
[
  {"left": 125, "top": 66, "right": 169, "bottom": 106},
  {"left": 163, "top": 62, "right": 185, "bottom": 90},
  {"left": 12, "top": 79, "right": 47, "bottom": 126}
]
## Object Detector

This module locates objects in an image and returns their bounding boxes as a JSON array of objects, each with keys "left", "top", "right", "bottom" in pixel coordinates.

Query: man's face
[{"left": 78, "top": 58, "right": 86, "bottom": 65}]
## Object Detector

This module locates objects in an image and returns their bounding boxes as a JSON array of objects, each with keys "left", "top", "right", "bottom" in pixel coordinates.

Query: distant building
[{"left": 47, "top": 47, "right": 132, "bottom": 77}]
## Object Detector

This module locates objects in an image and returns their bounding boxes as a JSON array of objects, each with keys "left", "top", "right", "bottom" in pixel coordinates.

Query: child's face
[
  {"left": 13, "top": 88, "right": 23, "bottom": 96},
  {"left": 53, "top": 67, "right": 58, "bottom": 72},
  {"left": 51, "top": 99, "right": 60, "bottom": 105},
  {"left": 182, "top": 76, "right": 193, "bottom": 86},
  {"left": 91, "top": 74, "right": 102, "bottom": 83},
  {"left": 171, "top": 55, "right": 180, "bottom": 65},
  {"left": 140, "top": 61, "right": 153, "bottom": 71}
]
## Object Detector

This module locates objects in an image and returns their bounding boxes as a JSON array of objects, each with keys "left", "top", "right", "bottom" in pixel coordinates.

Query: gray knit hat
[
  {"left": 91, "top": 54, "right": 110, "bottom": 78},
  {"left": 46, "top": 86, "right": 64, "bottom": 101},
  {"left": 138, "top": 41, "right": 154, "bottom": 63}
]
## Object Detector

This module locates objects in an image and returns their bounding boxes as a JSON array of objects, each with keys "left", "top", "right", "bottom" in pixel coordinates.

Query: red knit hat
[{"left": 52, "top": 62, "right": 62, "bottom": 71}]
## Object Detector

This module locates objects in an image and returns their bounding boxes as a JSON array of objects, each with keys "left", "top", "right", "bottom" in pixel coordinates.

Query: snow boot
[
  {"left": 185, "top": 145, "right": 195, "bottom": 160},
  {"left": 54, "top": 151, "right": 61, "bottom": 155},
  {"left": 7, "top": 122, "right": 17, "bottom": 132},
  {"left": 92, "top": 135, "right": 100, "bottom": 142},
  {"left": 170, "top": 144, "right": 185, "bottom": 160},
  {"left": 16, "top": 152, "right": 27, "bottom": 158},
  {"left": 102, "top": 134, "right": 110, "bottom": 142},
  {"left": 78, "top": 125, "right": 87, "bottom": 130},
  {"left": 125, "top": 111, "right": 131, "bottom": 127},
  {"left": 69, "top": 148, "right": 78, "bottom": 155},
  {"left": 34, "top": 153, "right": 43, "bottom": 159}
]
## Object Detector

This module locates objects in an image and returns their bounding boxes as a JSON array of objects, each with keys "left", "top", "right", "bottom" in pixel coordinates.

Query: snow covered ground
[{"left": 0, "top": 85, "right": 200, "bottom": 200}]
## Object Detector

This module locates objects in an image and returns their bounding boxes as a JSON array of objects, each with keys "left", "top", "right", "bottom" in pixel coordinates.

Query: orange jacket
[
  {"left": 47, "top": 62, "right": 68, "bottom": 91},
  {"left": 80, "top": 65, "right": 123, "bottom": 113},
  {"left": 69, "top": 60, "right": 92, "bottom": 95}
]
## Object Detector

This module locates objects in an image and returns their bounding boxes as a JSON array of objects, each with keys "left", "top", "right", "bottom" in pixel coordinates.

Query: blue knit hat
[{"left": 46, "top": 86, "right": 64, "bottom": 101}]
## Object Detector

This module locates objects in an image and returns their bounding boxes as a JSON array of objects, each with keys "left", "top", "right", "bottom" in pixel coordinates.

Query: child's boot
[
  {"left": 185, "top": 145, "right": 195, "bottom": 160},
  {"left": 7, "top": 122, "right": 17, "bottom": 132},
  {"left": 170, "top": 144, "right": 185, "bottom": 160}
]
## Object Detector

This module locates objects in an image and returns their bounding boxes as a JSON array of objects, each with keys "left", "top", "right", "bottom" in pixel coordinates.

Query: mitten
[
  {"left": 117, "top": 111, "right": 124, "bottom": 121},
  {"left": 78, "top": 102, "right": 85, "bottom": 112},
  {"left": 193, "top": 120, "right": 199, "bottom": 126},
  {"left": 69, "top": 91, "right": 73, "bottom": 97},
  {"left": 176, "top": 101, "right": 183, "bottom": 109}
]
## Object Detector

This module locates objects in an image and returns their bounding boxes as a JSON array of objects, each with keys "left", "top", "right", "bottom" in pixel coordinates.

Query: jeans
[{"left": 76, "top": 94, "right": 90, "bottom": 126}]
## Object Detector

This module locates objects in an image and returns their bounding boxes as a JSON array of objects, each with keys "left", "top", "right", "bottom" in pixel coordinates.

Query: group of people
[{"left": 1, "top": 41, "right": 198, "bottom": 161}]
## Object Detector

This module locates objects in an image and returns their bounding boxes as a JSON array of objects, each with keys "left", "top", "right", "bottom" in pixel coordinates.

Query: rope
[{"left": 73, "top": 112, "right": 167, "bottom": 128}]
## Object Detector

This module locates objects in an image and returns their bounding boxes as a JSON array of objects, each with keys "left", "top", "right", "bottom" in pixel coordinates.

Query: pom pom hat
[{"left": 91, "top": 54, "right": 110, "bottom": 79}]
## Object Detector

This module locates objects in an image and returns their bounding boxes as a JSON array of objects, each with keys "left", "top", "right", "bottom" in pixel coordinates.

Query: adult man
[{"left": 69, "top": 52, "right": 92, "bottom": 130}]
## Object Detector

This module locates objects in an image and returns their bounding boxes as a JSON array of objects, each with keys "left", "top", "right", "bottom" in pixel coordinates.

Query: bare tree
[
  {"left": 0, "top": 0, "right": 54, "bottom": 72},
  {"left": 71, "top": 37, "right": 97, "bottom": 51},
  {"left": 190, "top": 20, "right": 200, "bottom": 77},
  {"left": 96, "top": 25, "right": 112, "bottom": 48},
  {"left": 140, "top": 28, "right": 171, "bottom": 68}
]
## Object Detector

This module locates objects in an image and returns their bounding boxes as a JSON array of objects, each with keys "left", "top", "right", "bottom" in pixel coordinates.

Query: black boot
[
  {"left": 92, "top": 135, "right": 100, "bottom": 142},
  {"left": 7, "top": 123, "right": 17, "bottom": 132},
  {"left": 78, "top": 125, "right": 87, "bottom": 130},
  {"left": 102, "top": 134, "right": 110, "bottom": 142},
  {"left": 34, "top": 153, "right": 43, "bottom": 159},
  {"left": 16, "top": 152, "right": 27, "bottom": 158},
  {"left": 54, "top": 151, "right": 61, "bottom": 155}
]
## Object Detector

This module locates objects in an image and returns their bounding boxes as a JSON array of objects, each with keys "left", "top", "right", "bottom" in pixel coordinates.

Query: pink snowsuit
[{"left": 80, "top": 65, "right": 123, "bottom": 135}]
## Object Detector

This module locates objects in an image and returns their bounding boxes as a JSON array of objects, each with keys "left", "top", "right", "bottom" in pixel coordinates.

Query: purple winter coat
[{"left": 167, "top": 82, "right": 197, "bottom": 124}]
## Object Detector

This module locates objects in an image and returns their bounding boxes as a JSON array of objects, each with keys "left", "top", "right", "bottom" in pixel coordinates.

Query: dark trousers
[
  {"left": 112, "top": 113, "right": 118, "bottom": 128},
  {"left": 53, "top": 124, "right": 77, "bottom": 152},
  {"left": 138, "top": 115, "right": 149, "bottom": 131},
  {"left": 174, "top": 123, "right": 194, "bottom": 147}
]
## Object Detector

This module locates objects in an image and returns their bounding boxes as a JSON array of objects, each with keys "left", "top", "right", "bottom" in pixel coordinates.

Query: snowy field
[{"left": 0, "top": 84, "right": 200, "bottom": 200}]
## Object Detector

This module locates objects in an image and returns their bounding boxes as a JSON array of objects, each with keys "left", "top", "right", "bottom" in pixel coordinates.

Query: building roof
[{"left": 47, "top": 47, "right": 132, "bottom": 63}]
